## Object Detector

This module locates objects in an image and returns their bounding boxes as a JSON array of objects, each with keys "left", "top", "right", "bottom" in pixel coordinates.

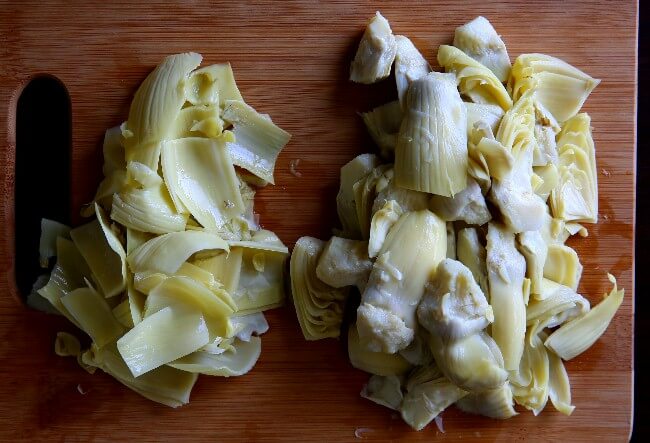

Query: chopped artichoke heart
[
  {"left": 368, "top": 200, "right": 403, "bottom": 259},
  {"left": 394, "top": 36, "right": 430, "bottom": 106},
  {"left": 517, "top": 231, "right": 547, "bottom": 295},
  {"left": 489, "top": 93, "right": 546, "bottom": 233},
  {"left": 486, "top": 223, "right": 526, "bottom": 370},
  {"left": 510, "top": 329, "right": 549, "bottom": 414},
  {"left": 429, "top": 178, "right": 491, "bottom": 225},
  {"left": 362, "top": 101, "right": 403, "bottom": 157},
  {"left": 126, "top": 278, "right": 146, "bottom": 326},
  {"left": 348, "top": 326, "right": 411, "bottom": 376},
  {"left": 533, "top": 124, "right": 558, "bottom": 167},
  {"left": 550, "top": 113, "right": 598, "bottom": 223},
  {"left": 61, "top": 287, "right": 125, "bottom": 347},
  {"left": 117, "top": 305, "right": 209, "bottom": 377},
  {"left": 357, "top": 210, "right": 446, "bottom": 353},
  {"left": 127, "top": 230, "right": 228, "bottom": 275},
  {"left": 427, "top": 330, "right": 507, "bottom": 392},
  {"left": 371, "top": 168, "right": 429, "bottom": 218},
  {"left": 437, "top": 44, "right": 512, "bottom": 110},
  {"left": 418, "top": 259, "right": 494, "bottom": 342},
  {"left": 169, "top": 336, "right": 261, "bottom": 377},
  {"left": 361, "top": 374, "right": 404, "bottom": 411},
  {"left": 545, "top": 274, "right": 624, "bottom": 360},
  {"left": 350, "top": 11, "right": 397, "bottom": 84},
  {"left": 401, "top": 374, "right": 468, "bottom": 431},
  {"left": 456, "top": 383, "right": 517, "bottom": 419},
  {"left": 336, "top": 154, "right": 381, "bottom": 239},
  {"left": 315, "top": 237, "right": 372, "bottom": 290},
  {"left": 543, "top": 244, "right": 583, "bottom": 291},
  {"left": 547, "top": 348, "right": 575, "bottom": 415},
  {"left": 533, "top": 163, "right": 559, "bottom": 202},
  {"left": 223, "top": 100, "right": 291, "bottom": 184},
  {"left": 471, "top": 136, "right": 514, "bottom": 182},
  {"left": 509, "top": 53, "right": 600, "bottom": 123},
  {"left": 290, "top": 237, "right": 349, "bottom": 340},
  {"left": 526, "top": 279, "right": 590, "bottom": 335},
  {"left": 161, "top": 135, "right": 244, "bottom": 230},
  {"left": 453, "top": 16, "right": 511, "bottom": 82},
  {"left": 124, "top": 52, "right": 202, "bottom": 171},
  {"left": 465, "top": 102, "right": 504, "bottom": 137},
  {"left": 353, "top": 164, "right": 391, "bottom": 239},
  {"left": 395, "top": 72, "right": 468, "bottom": 197}
]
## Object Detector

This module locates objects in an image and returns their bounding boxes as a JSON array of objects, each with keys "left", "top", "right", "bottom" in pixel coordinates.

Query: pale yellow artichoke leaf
[
  {"left": 123, "top": 52, "right": 202, "bottom": 170},
  {"left": 38, "top": 237, "right": 91, "bottom": 327},
  {"left": 61, "top": 286, "right": 125, "bottom": 347},
  {"left": 223, "top": 100, "right": 291, "bottom": 184},
  {"left": 348, "top": 325, "right": 411, "bottom": 376},
  {"left": 161, "top": 134, "right": 244, "bottom": 230},
  {"left": 169, "top": 336, "right": 261, "bottom": 377},
  {"left": 127, "top": 230, "right": 228, "bottom": 275},
  {"left": 545, "top": 274, "right": 624, "bottom": 360},
  {"left": 437, "top": 44, "right": 512, "bottom": 110},
  {"left": 69, "top": 207, "right": 125, "bottom": 298},
  {"left": 336, "top": 154, "right": 381, "bottom": 239},
  {"left": 82, "top": 343, "right": 198, "bottom": 408},
  {"left": 117, "top": 304, "right": 209, "bottom": 377}
]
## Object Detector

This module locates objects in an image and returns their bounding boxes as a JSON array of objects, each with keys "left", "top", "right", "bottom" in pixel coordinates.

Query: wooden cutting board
[{"left": 0, "top": 1, "right": 636, "bottom": 441}]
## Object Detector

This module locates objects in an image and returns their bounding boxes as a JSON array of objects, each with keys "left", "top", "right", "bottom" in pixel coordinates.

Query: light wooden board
[{"left": 0, "top": 1, "right": 636, "bottom": 441}]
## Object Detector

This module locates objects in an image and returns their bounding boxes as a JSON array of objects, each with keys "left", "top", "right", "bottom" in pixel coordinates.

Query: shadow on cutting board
[{"left": 14, "top": 76, "right": 71, "bottom": 301}]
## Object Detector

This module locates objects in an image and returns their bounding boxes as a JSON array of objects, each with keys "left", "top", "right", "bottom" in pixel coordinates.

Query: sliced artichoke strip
[{"left": 44, "top": 52, "right": 289, "bottom": 408}]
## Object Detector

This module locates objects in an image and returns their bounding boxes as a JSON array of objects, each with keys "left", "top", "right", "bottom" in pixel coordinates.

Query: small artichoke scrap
[
  {"left": 350, "top": 12, "right": 397, "bottom": 84},
  {"left": 453, "top": 16, "right": 511, "bottom": 83}
]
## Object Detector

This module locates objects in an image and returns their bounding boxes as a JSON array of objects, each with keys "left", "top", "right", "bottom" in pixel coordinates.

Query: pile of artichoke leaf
[
  {"left": 32, "top": 52, "right": 291, "bottom": 407},
  {"left": 290, "top": 14, "right": 623, "bottom": 431}
]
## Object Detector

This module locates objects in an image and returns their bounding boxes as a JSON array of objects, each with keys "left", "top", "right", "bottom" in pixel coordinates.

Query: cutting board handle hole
[{"left": 14, "top": 75, "right": 71, "bottom": 303}]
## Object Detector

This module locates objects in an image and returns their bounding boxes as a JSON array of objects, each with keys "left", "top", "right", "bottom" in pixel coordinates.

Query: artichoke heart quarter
[{"left": 395, "top": 72, "right": 468, "bottom": 197}]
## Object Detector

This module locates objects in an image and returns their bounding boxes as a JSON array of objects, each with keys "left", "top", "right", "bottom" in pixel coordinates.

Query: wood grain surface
[{"left": 0, "top": 1, "right": 637, "bottom": 441}]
